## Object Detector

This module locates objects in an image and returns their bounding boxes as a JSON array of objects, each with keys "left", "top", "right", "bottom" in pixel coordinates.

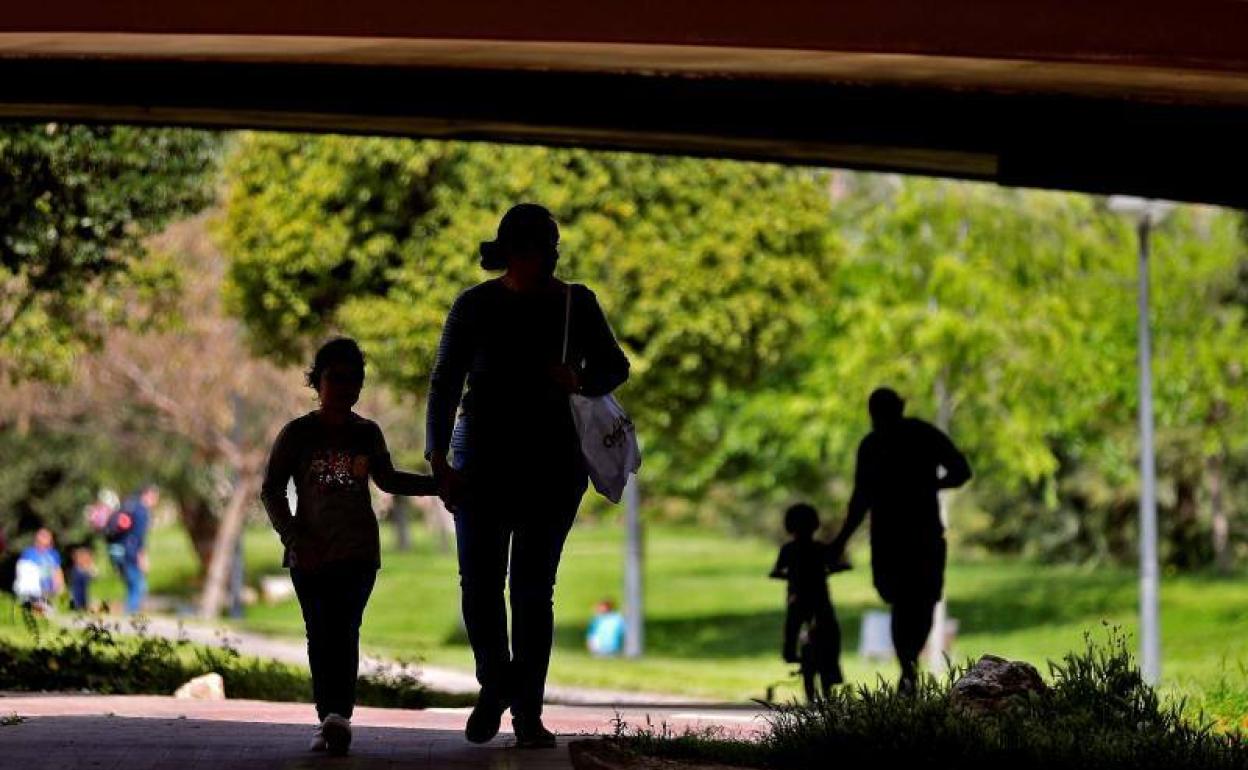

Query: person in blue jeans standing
[{"left": 108, "top": 485, "right": 155, "bottom": 614}]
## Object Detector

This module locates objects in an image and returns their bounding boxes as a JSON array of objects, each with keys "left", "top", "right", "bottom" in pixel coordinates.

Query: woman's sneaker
[
  {"left": 308, "top": 724, "right": 327, "bottom": 752},
  {"left": 513, "top": 716, "right": 557, "bottom": 750},
  {"left": 465, "top": 690, "right": 509, "bottom": 744},
  {"left": 321, "top": 713, "right": 352, "bottom": 756}
]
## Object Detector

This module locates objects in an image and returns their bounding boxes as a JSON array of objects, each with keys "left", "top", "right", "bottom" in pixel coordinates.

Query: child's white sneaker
[
  {"left": 321, "top": 713, "right": 352, "bottom": 756},
  {"left": 309, "top": 725, "right": 327, "bottom": 752}
]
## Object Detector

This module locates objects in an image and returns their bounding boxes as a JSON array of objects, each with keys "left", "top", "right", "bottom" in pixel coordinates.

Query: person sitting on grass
[
  {"left": 586, "top": 598, "right": 626, "bottom": 657},
  {"left": 770, "top": 503, "right": 849, "bottom": 700},
  {"left": 14, "top": 527, "right": 65, "bottom": 613},
  {"left": 261, "top": 337, "right": 437, "bottom": 757}
]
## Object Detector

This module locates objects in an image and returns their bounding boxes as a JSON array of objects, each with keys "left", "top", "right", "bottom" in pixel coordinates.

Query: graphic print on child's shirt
[{"left": 309, "top": 448, "right": 369, "bottom": 493}]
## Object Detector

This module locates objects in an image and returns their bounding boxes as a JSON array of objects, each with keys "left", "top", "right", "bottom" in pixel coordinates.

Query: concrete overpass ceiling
[{"left": 1, "top": 2, "right": 1246, "bottom": 207}]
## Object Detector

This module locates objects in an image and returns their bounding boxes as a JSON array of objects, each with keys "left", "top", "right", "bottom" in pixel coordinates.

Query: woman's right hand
[{"left": 431, "top": 454, "right": 467, "bottom": 511}]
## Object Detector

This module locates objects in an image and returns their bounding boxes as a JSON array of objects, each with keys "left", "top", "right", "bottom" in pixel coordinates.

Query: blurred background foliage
[
  {"left": 219, "top": 134, "right": 1248, "bottom": 570},
  {"left": 3, "top": 126, "right": 1248, "bottom": 575}
]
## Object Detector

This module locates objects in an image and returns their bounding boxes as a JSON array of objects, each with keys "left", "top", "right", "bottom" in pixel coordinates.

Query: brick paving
[{"left": 0, "top": 694, "right": 766, "bottom": 770}]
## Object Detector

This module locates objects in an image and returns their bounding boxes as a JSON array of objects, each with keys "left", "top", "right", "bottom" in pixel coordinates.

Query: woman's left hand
[{"left": 550, "top": 364, "right": 581, "bottom": 394}]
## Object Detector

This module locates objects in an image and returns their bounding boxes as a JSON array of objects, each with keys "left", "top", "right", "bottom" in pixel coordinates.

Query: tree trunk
[
  {"left": 1170, "top": 475, "right": 1201, "bottom": 570},
  {"left": 1209, "top": 452, "right": 1232, "bottom": 574},
  {"left": 175, "top": 491, "right": 219, "bottom": 577},
  {"left": 199, "top": 470, "right": 260, "bottom": 620},
  {"left": 392, "top": 496, "right": 412, "bottom": 552},
  {"left": 415, "top": 496, "right": 455, "bottom": 554}
]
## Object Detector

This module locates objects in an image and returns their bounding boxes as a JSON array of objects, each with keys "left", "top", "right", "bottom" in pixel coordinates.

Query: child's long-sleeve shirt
[
  {"left": 770, "top": 540, "right": 835, "bottom": 604},
  {"left": 261, "top": 411, "right": 435, "bottom": 572}
]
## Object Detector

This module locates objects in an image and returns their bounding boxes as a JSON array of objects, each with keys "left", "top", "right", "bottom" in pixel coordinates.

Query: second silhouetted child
[{"left": 769, "top": 502, "right": 848, "bottom": 700}]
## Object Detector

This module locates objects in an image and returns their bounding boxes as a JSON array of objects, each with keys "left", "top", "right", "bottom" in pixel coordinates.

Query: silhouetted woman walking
[{"left": 426, "top": 204, "right": 630, "bottom": 748}]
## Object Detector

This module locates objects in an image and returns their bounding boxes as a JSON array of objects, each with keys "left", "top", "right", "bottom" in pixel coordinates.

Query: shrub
[
  {"left": 620, "top": 629, "right": 1248, "bottom": 770},
  {"left": 0, "top": 607, "right": 468, "bottom": 708}
]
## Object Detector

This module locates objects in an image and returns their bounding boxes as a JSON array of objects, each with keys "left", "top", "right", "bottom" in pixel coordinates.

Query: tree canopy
[
  {"left": 678, "top": 177, "right": 1248, "bottom": 566},
  {"left": 220, "top": 134, "right": 840, "bottom": 459},
  {"left": 0, "top": 124, "right": 219, "bottom": 380},
  {"left": 219, "top": 135, "right": 1248, "bottom": 569}
]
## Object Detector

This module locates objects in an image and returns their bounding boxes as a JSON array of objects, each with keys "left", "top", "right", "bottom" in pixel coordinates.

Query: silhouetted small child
[
  {"left": 68, "top": 544, "right": 97, "bottom": 611},
  {"left": 769, "top": 503, "right": 848, "bottom": 698}
]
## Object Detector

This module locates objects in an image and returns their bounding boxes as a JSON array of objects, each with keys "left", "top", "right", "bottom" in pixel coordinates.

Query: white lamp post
[
  {"left": 1107, "top": 195, "right": 1174, "bottom": 686},
  {"left": 623, "top": 476, "right": 644, "bottom": 657}
]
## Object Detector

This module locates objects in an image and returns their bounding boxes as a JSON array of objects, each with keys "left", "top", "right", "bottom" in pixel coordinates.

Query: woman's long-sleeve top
[{"left": 425, "top": 279, "right": 630, "bottom": 473}]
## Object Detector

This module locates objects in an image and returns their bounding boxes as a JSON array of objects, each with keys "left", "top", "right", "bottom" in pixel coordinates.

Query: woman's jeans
[
  {"left": 291, "top": 561, "right": 377, "bottom": 721},
  {"left": 453, "top": 470, "right": 587, "bottom": 720}
]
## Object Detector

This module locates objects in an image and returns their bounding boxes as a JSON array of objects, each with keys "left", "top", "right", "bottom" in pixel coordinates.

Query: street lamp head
[{"left": 1108, "top": 196, "right": 1176, "bottom": 225}]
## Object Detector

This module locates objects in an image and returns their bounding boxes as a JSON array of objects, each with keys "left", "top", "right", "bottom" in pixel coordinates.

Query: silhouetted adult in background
[
  {"left": 830, "top": 388, "right": 971, "bottom": 693},
  {"left": 427, "top": 203, "right": 629, "bottom": 748}
]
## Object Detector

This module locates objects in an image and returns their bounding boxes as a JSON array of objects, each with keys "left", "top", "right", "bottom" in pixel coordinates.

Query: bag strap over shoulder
[{"left": 561, "top": 283, "right": 573, "bottom": 365}]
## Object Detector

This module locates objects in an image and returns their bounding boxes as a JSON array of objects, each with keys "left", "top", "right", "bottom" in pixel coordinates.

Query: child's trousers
[
  {"left": 292, "top": 560, "right": 377, "bottom": 721},
  {"left": 783, "top": 596, "right": 844, "bottom": 688}
]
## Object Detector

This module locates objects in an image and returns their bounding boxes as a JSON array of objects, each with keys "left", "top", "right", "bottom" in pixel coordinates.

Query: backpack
[
  {"left": 103, "top": 508, "right": 135, "bottom": 544},
  {"left": 13, "top": 558, "right": 44, "bottom": 601}
]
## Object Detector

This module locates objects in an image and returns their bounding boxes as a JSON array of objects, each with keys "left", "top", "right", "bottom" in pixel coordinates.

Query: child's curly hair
[
  {"left": 784, "top": 503, "right": 820, "bottom": 537},
  {"left": 306, "top": 337, "right": 366, "bottom": 390}
]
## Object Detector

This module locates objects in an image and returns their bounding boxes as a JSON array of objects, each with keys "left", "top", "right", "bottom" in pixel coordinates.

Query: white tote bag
[{"left": 563, "top": 285, "right": 642, "bottom": 503}]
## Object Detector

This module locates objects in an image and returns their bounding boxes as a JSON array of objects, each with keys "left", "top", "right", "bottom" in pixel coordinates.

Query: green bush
[
  {"left": 0, "top": 608, "right": 467, "bottom": 708},
  {"left": 620, "top": 629, "right": 1248, "bottom": 770},
  {"left": 1202, "top": 665, "right": 1248, "bottom": 733}
]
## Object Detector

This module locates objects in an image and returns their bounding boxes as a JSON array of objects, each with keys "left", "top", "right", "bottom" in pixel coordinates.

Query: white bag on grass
[{"left": 563, "top": 285, "right": 642, "bottom": 503}]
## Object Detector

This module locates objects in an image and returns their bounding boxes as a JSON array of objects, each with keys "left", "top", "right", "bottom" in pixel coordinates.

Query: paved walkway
[
  {"left": 0, "top": 694, "right": 767, "bottom": 770},
  {"left": 135, "top": 616, "right": 712, "bottom": 707}
]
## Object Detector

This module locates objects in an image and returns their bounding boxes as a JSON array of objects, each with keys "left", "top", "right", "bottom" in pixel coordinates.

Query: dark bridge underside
[
  {"left": 2, "top": 1, "right": 1248, "bottom": 207},
  {"left": 2, "top": 56, "right": 1246, "bottom": 208}
]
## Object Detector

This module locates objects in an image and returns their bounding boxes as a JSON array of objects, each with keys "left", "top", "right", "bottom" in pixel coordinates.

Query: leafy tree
[
  {"left": 0, "top": 427, "right": 104, "bottom": 540},
  {"left": 679, "top": 179, "right": 1122, "bottom": 514},
  {"left": 219, "top": 135, "right": 1248, "bottom": 569},
  {"left": 220, "top": 134, "right": 840, "bottom": 480},
  {"left": 0, "top": 123, "right": 219, "bottom": 380},
  {"left": 998, "top": 204, "right": 1248, "bottom": 567},
  {"left": 1, "top": 213, "right": 305, "bottom": 616},
  {"left": 684, "top": 176, "right": 1248, "bottom": 569},
  {"left": 84, "top": 215, "right": 304, "bottom": 617}
]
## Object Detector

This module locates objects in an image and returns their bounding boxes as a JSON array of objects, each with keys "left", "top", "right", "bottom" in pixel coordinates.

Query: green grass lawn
[{"left": 91, "top": 521, "right": 1248, "bottom": 722}]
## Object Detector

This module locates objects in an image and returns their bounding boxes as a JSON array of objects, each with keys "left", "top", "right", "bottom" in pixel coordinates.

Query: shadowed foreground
[{"left": 0, "top": 695, "right": 764, "bottom": 770}]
